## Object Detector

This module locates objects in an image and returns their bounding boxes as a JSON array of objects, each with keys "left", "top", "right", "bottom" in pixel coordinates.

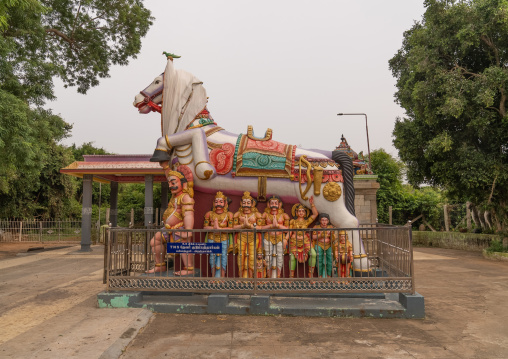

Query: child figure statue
[
  {"left": 255, "top": 252, "right": 267, "bottom": 278},
  {"left": 203, "top": 192, "right": 233, "bottom": 277},
  {"left": 312, "top": 213, "right": 336, "bottom": 278},
  {"left": 335, "top": 230, "right": 353, "bottom": 278},
  {"left": 288, "top": 196, "right": 318, "bottom": 278}
]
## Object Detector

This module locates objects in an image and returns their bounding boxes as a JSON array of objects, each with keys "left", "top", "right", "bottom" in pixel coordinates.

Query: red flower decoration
[{"left": 209, "top": 143, "right": 235, "bottom": 175}]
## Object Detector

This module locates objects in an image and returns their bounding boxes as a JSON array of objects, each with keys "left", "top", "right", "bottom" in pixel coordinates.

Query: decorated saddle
[{"left": 232, "top": 127, "right": 296, "bottom": 179}]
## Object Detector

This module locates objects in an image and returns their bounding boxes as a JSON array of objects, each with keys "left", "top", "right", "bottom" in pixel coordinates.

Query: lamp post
[{"left": 337, "top": 113, "right": 371, "bottom": 171}]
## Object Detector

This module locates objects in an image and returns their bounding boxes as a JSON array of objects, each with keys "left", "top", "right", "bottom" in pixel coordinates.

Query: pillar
[
  {"left": 144, "top": 175, "right": 154, "bottom": 226},
  {"left": 110, "top": 181, "right": 118, "bottom": 227},
  {"left": 81, "top": 174, "right": 93, "bottom": 252}
]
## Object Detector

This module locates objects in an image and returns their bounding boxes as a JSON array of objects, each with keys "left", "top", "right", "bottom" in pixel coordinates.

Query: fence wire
[
  {"left": 0, "top": 220, "right": 84, "bottom": 242},
  {"left": 105, "top": 224, "right": 415, "bottom": 295}
]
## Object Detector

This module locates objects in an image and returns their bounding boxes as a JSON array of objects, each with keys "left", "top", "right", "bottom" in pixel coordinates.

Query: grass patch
[{"left": 485, "top": 239, "right": 508, "bottom": 253}]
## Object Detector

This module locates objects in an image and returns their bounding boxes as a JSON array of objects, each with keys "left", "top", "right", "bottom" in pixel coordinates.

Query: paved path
[
  {"left": 1, "top": 244, "right": 507, "bottom": 358},
  {"left": 121, "top": 248, "right": 508, "bottom": 359},
  {"left": 0, "top": 245, "right": 151, "bottom": 359}
]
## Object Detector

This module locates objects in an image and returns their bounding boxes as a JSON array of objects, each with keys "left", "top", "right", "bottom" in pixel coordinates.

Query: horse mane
[{"left": 161, "top": 59, "right": 208, "bottom": 136}]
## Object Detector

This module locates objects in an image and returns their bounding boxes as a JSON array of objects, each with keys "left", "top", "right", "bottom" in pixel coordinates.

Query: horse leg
[{"left": 150, "top": 129, "right": 217, "bottom": 180}]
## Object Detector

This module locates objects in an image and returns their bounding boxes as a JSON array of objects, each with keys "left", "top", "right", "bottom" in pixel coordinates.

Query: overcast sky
[{"left": 51, "top": 1, "right": 425, "bottom": 158}]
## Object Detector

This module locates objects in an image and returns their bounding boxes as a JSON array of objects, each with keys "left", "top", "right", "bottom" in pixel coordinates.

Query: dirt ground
[
  {"left": 0, "top": 242, "right": 75, "bottom": 260},
  {"left": 121, "top": 248, "right": 508, "bottom": 359}
]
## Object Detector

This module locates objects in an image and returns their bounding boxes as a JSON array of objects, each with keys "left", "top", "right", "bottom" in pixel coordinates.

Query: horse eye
[{"left": 155, "top": 80, "right": 161, "bottom": 84}]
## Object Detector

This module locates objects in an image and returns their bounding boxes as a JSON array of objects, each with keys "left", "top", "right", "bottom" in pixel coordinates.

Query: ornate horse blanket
[{"left": 232, "top": 134, "right": 296, "bottom": 179}]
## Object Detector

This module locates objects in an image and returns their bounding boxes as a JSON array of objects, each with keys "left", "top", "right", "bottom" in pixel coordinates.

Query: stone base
[{"left": 97, "top": 291, "right": 424, "bottom": 319}]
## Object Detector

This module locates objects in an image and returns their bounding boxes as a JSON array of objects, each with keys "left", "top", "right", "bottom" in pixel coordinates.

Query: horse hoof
[{"left": 195, "top": 162, "right": 216, "bottom": 180}]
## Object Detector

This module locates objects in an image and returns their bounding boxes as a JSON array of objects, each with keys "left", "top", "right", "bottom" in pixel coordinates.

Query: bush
[{"left": 485, "top": 240, "right": 508, "bottom": 253}]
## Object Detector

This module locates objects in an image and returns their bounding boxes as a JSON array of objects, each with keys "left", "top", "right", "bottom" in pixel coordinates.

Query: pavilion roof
[{"left": 60, "top": 154, "right": 166, "bottom": 183}]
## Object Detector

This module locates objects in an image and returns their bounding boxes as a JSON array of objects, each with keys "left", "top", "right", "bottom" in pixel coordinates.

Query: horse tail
[{"left": 331, "top": 151, "right": 355, "bottom": 216}]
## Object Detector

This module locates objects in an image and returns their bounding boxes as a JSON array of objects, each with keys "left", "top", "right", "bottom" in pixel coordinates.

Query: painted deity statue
[
  {"left": 204, "top": 192, "right": 233, "bottom": 278},
  {"left": 255, "top": 252, "right": 266, "bottom": 278},
  {"left": 147, "top": 164, "right": 195, "bottom": 275},
  {"left": 233, "top": 191, "right": 263, "bottom": 278},
  {"left": 312, "top": 213, "right": 337, "bottom": 278},
  {"left": 336, "top": 230, "right": 353, "bottom": 278},
  {"left": 288, "top": 197, "right": 318, "bottom": 278},
  {"left": 262, "top": 195, "right": 290, "bottom": 278},
  {"left": 133, "top": 55, "right": 371, "bottom": 275}
]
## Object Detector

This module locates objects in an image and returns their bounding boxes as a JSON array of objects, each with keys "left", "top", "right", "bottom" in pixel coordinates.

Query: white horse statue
[{"left": 133, "top": 54, "right": 369, "bottom": 274}]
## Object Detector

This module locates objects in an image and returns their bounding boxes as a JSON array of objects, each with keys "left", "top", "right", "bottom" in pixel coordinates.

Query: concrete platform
[{"left": 97, "top": 291, "right": 424, "bottom": 318}]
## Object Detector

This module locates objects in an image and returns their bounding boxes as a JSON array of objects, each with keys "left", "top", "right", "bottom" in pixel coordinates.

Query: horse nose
[{"left": 133, "top": 94, "right": 143, "bottom": 107}]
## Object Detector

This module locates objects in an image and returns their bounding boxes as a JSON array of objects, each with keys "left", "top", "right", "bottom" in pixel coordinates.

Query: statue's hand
[{"left": 213, "top": 218, "right": 219, "bottom": 229}]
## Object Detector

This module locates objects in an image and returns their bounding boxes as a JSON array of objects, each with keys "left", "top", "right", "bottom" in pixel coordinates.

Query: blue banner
[{"left": 167, "top": 242, "right": 222, "bottom": 254}]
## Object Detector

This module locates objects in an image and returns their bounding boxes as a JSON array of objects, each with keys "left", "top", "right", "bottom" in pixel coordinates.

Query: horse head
[{"left": 133, "top": 73, "right": 164, "bottom": 114}]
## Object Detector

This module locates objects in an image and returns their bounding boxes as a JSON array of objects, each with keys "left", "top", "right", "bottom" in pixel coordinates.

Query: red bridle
[{"left": 137, "top": 89, "right": 162, "bottom": 113}]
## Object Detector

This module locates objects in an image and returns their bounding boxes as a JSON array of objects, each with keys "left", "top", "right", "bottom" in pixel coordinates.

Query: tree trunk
[
  {"left": 471, "top": 205, "right": 484, "bottom": 228},
  {"left": 443, "top": 205, "right": 450, "bottom": 232},
  {"left": 491, "top": 209, "right": 502, "bottom": 233},
  {"left": 466, "top": 201, "right": 472, "bottom": 231},
  {"left": 484, "top": 211, "right": 492, "bottom": 230},
  {"left": 422, "top": 214, "right": 436, "bottom": 232}
]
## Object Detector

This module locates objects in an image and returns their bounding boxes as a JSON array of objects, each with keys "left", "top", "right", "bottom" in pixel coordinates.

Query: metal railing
[
  {"left": 105, "top": 224, "right": 415, "bottom": 295},
  {"left": 0, "top": 220, "right": 83, "bottom": 242}
]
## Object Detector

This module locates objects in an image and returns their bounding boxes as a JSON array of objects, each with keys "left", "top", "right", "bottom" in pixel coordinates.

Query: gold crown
[
  {"left": 242, "top": 191, "right": 254, "bottom": 201},
  {"left": 214, "top": 191, "right": 228, "bottom": 210},
  {"left": 166, "top": 170, "right": 184, "bottom": 180},
  {"left": 215, "top": 191, "right": 226, "bottom": 200},
  {"left": 291, "top": 203, "right": 310, "bottom": 218}
]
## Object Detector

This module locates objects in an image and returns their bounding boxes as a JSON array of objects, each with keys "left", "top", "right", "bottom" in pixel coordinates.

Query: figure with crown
[
  {"left": 233, "top": 192, "right": 264, "bottom": 278},
  {"left": 312, "top": 213, "right": 337, "bottom": 278},
  {"left": 134, "top": 53, "right": 372, "bottom": 278},
  {"left": 336, "top": 230, "right": 353, "bottom": 278},
  {"left": 204, "top": 192, "right": 234, "bottom": 278},
  {"left": 262, "top": 195, "right": 290, "bottom": 278},
  {"left": 288, "top": 196, "right": 319, "bottom": 278},
  {"left": 147, "top": 163, "right": 195, "bottom": 275}
]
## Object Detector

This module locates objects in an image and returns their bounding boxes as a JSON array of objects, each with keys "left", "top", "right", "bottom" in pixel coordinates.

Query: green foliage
[
  {"left": 117, "top": 183, "right": 162, "bottom": 226},
  {"left": 0, "top": 93, "right": 76, "bottom": 218},
  {"left": 485, "top": 239, "right": 508, "bottom": 253},
  {"left": 371, "top": 149, "right": 445, "bottom": 229},
  {"left": 70, "top": 141, "right": 110, "bottom": 161},
  {"left": 371, "top": 149, "right": 404, "bottom": 224},
  {"left": 0, "top": 0, "right": 152, "bottom": 219},
  {"left": 2, "top": 0, "right": 153, "bottom": 97},
  {"left": 70, "top": 142, "right": 112, "bottom": 206},
  {"left": 389, "top": 0, "right": 508, "bottom": 230}
]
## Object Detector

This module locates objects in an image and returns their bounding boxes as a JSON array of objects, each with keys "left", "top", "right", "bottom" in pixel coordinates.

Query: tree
[
  {"left": 0, "top": 99, "right": 76, "bottom": 218},
  {"left": 389, "top": 0, "right": 508, "bottom": 232},
  {"left": 0, "top": 0, "right": 152, "bottom": 218},
  {"left": 2, "top": 0, "right": 153, "bottom": 97},
  {"left": 70, "top": 141, "right": 112, "bottom": 209},
  {"left": 371, "top": 149, "right": 444, "bottom": 228},
  {"left": 370, "top": 148, "right": 405, "bottom": 224}
]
